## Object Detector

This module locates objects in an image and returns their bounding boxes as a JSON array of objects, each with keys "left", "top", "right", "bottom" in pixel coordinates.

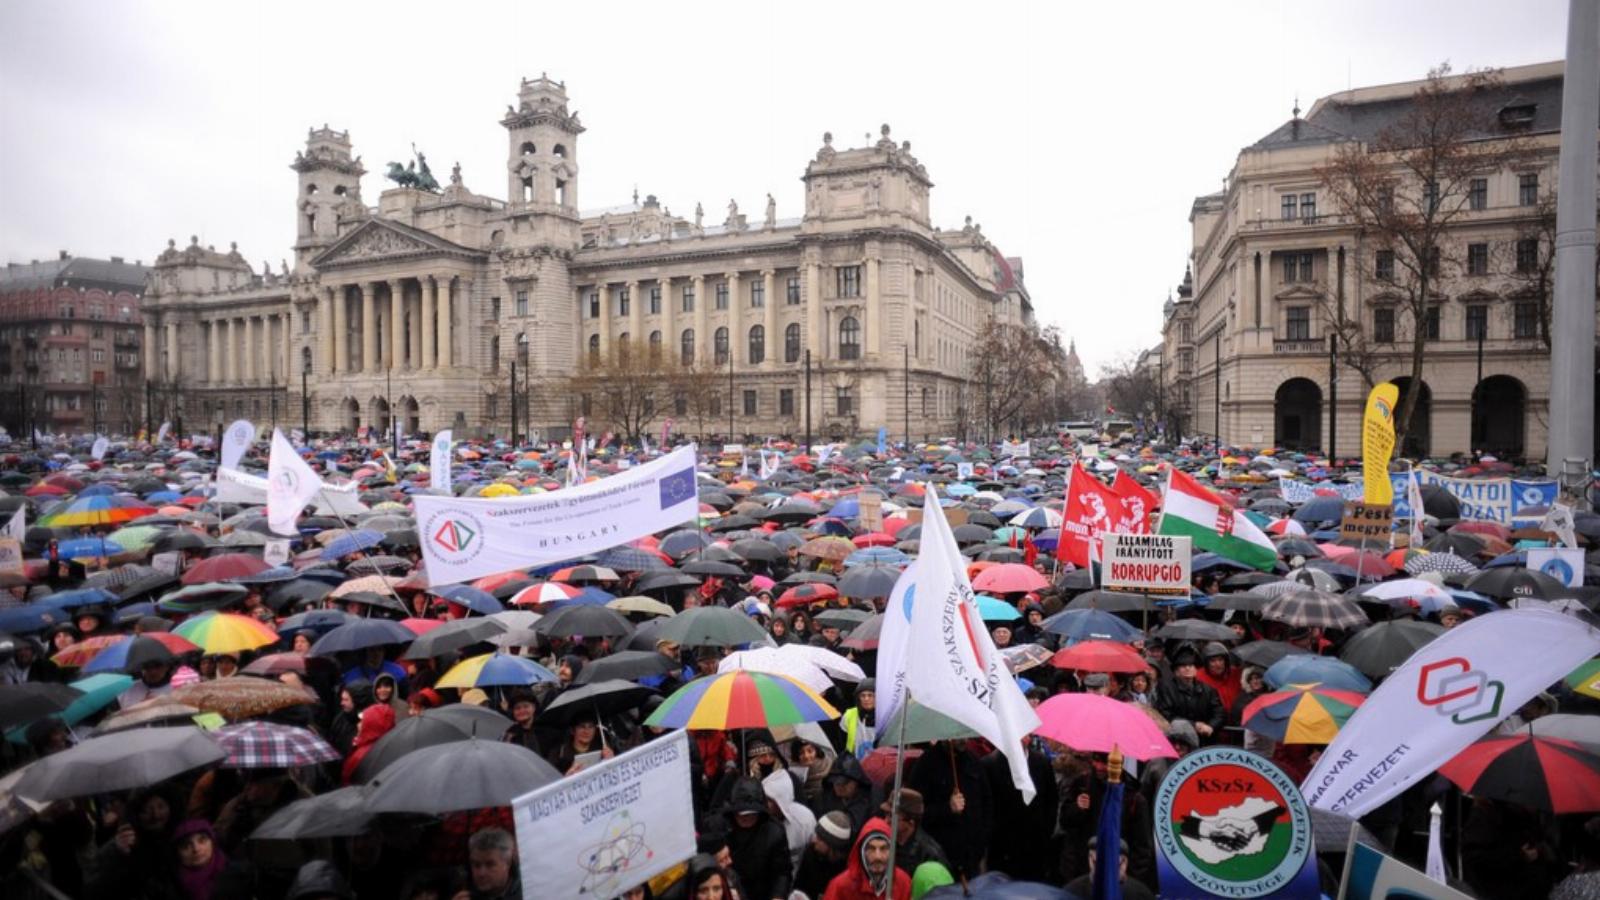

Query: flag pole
[
  {"left": 883, "top": 687, "right": 913, "bottom": 890},
  {"left": 312, "top": 482, "right": 408, "bottom": 613}
]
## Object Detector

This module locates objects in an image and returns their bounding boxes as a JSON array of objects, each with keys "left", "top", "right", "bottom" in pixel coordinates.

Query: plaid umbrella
[
  {"left": 215, "top": 720, "right": 341, "bottom": 768},
  {"left": 1261, "top": 588, "right": 1369, "bottom": 630},
  {"left": 1404, "top": 553, "right": 1480, "bottom": 577}
]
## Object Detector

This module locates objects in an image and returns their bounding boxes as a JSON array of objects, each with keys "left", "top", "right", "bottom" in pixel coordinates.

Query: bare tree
[
  {"left": 668, "top": 362, "right": 722, "bottom": 441},
  {"left": 1318, "top": 63, "right": 1529, "bottom": 454},
  {"left": 1098, "top": 352, "right": 1161, "bottom": 422},
  {"left": 564, "top": 343, "right": 670, "bottom": 444},
  {"left": 968, "top": 319, "right": 1068, "bottom": 439}
]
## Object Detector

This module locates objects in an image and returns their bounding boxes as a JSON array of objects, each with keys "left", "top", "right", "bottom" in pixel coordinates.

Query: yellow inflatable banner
[{"left": 1363, "top": 383, "right": 1399, "bottom": 505}]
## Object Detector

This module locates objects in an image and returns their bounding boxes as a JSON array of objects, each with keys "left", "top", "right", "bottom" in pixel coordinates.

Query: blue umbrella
[
  {"left": 323, "top": 529, "right": 384, "bottom": 560},
  {"left": 545, "top": 586, "right": 616, "bottom": 611},
  {"left": 39, "top": 588, "right": 119, "bottom": 610},
  {"left": 1008, "top": 507, "right": 1056, "bottom": 529},
  {"left": 826, "top": 497, "right": 861, "bottom": 519},
  {"left": 77, "top": 484, "right": 118, "bottom": 497},
  {"left": 976, "top": 595, "right": 1022, "bottom": 621},
  {"left": 430, "top": 585, "right": 504, "bottom": 616},
  {"left": 1192, "top": 552, "right": 1256, "bottom": 573},
  {"left": 57, "top": 538, "right": 124, "bottom": 560},
  {"left": 844, "top": 547, "right": 910, "bottom": 568},
  {"left": 5, "top": 673, "right": 134, "bottom": 743},
  {"left": 1032, "top": 529, "right": 1060, "bottom": 552},
  {"left": 945, "top": 483, "right": 977, "bottom": 497},
  {"left": 1293, "top": 496, "right": 1346, "bottom": 525},
  {"left": 144, "top": 490, "right": 182, "bottom": 503},
  {"left": 659, "top": 530, "right": 714, "bottom": 558},
  {"left": 0, "top": 606, "right": 68, "bottom": 634},
  {"left": 597, "top": 547, "right": 667, "bottom": 572},
  {"left": 1264, "top": 655, "right": 1372, "bottom": 693},
  {"left": 278, "top": 609, "right": 355, "bottom": 635},
  {"left": 1040, "top": 608, "right": 1140, "bottom": 643},
  {"left": 1484, "top": 550, "right": 1527, "bottom": 569}
]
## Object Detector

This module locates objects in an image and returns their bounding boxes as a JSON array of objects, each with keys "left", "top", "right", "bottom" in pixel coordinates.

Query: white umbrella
[
  {"left": 780, "top": 644, "right": 866, "bottom": 683},
  {"left": 1359, "top": 578, "right": 1456, "bottom": 604},
  {"left": 720, "top": 647, "right": 833, "bottom": 692}
]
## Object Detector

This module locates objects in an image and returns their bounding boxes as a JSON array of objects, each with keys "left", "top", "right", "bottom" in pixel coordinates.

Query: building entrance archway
[
  {"left": 344, "top": 398, "right": 360, "bottom": 434},
  {"left": 1471, "top": 375, "right": 1526, "bottom": 459},
  {"left": 1274, "top": 378, "right": 1323, "bottom": 451}
]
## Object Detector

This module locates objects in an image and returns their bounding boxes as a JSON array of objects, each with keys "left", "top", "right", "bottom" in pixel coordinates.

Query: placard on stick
[{"left": 1340, "top": 503, "right": 1393, "bottom": 543}]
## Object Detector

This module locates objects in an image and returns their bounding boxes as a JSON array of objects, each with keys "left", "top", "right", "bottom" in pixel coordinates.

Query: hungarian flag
[
  {"left": 1057, "top": 465, "right": 1132, "bottom": 568},
  {"left": 1111, "top": 471, "right": 1156, "bottom": 535},
  {"left": 1157, "top": 467, "right": 1277, "bottom": 572}
]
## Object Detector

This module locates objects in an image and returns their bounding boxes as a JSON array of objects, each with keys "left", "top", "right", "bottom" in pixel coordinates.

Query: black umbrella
[
  {"left": 151, "top": 531, "right": 220, "bottom": 554},
  {"left": 17, "top": 726, "right": 224, "bottom": 801},
  {"left": 1338, "top": 620, "right": 1445, "bottom": 679},
  {"left": 708, "top": 515, "right": 761, "bottom": 533},
  {"left": 1425, "top": 532, "right": 1487, "bottom": 556},
  {"left": 365, "top": 739, "right": 561, "bottom": 813},
  {"left": 420, "top": 704, "right": 512, "bottom": 738},
  {"left": 352, "top": 715, "right": 475, "bottom": 783},
  {"left": 575, "top": 650, "right": 680, "bottom": 684},
  {"left": 681, "top": 560, "right": 746, "bottom": 578},
  {"left": 951, "top": 524, "right": 994, "bottom": 545},
  {"left": 251, "top": 785, "right": 373, "bottom": 840},
  {"left": 1233, "top": 640, "right": 1309, "bottom": 669},
  {"left": 1293, "top": 496, "right": 1346, "bottom": 526},
  {"left": 1065, "top": 590, "right": 1157, "bottom": 612},
  {"left": 776, "top": 571, "right": 837, "bottom": 587},
  {"left": 265, "top": 579, "right": 336, "bottom": 611},
  {"left": 1205, "top": 593, "right": 1267, "bottom": 613},
  {"left": 1466, "top": 567, "right": 1569, "bottom": 601},
  {"left": 308, "top": 619, "right": 415, "bottom": 656},
  {"left": 729, "top": 539, "right": 782, "bottom": 563},
  {"left": 760, "top": 504, "right": 822, "bottom": 524},
  {"left": 653, "top": 606, "right": 769, "bottom": 647},
  {"left": 837, "top": 564, "right": 902, "bottom": 599},
  {"left": 535, "top": 605, "right": 634, "bottom": 640},
  {"left": 1152, "top": 619, "right": 1238, "bottom": 642},
  {"left": 541, "top": 680, "right": 658, "bottom": 726},
  {"left": 634, "top": 571, "right": 700, "bottom": 594},
  {"left": 1420, "top": 485, "right": 1461, "bottom": 520},
  {"left": 0, "top": 682, "right": 84, "bottom": 730},
  {"left": 402, "top": 617, "right": 508, "bottom": 661},
  {"left": 1056, "top": 568, "right": 1096, "bottom": 591}
]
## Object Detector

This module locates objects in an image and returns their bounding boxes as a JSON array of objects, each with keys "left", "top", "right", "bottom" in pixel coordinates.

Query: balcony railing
[{"left": 1273, "top": 338, "right": 1325, "bottom": 354}]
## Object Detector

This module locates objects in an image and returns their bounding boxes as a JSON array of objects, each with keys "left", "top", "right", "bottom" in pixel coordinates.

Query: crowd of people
[{"left": 0, "top": 428, "right": 1599, "bottom": 899}]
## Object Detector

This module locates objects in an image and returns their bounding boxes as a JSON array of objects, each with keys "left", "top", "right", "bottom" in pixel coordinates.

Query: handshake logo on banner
[{"left": 1417, "top": 657, "right": 1504, "bottom": 726}]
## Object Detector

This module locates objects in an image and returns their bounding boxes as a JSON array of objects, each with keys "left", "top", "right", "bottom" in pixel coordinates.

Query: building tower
[{"left": 289, "top": 127, "right": 365, "bottom": 272}]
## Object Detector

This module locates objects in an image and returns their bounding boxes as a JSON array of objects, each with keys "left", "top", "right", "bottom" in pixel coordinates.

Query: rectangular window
[
  {"left": 1515, "top": 301, "right": 1540, "bottom": 339},
  {"left": 515, "top": 290, "right": 528, "bottom": 316},
  {"left": 1466, "top": 304, "right": 1488, "bottom": 340},
  {"left": 715, "top": 283, "right": 728, "bottom": 310},
  {"left": 1299, "top": 192, "right": 1316, "bottom": 220},
  {"left": 836, "top": 265, "right": 861, "bottom": 298},
  {"left": 1424, "top": 305, "right": 1441, "bottom": 341},
  {"left": 750, "top": 281, "right": 764, "bottom": 308},
  {"left": 1467, "top": 243, "right": 1489, "bottom": 276},
  {"left": 1285, "top": 307, "right": 1311, "bottom": 341},
  {"left": 491, "top": 297, "right": 501, "bottom": 320},
  {"left": 1516, "top": 238, "right": 1539, "bottom": 273},
  {"left": 779, "top": 388, "right": 795, "bottom": 416},
  {"left": 682, "top": 286, "right": 695, "bottom": 313},
  {"left": 1299, "top": 252, "right": 1314, "bottom": 282},
  {"left": 1282, "top": 252, "right": 1314, "bottom": 283},
  {"left": 1469, "top": 178, "right": 1488, "bottom": 211},
  {"left": 1519, "top": 173, "right": 1539, "bottom": 206},
  {"left": 1375, "top": 250, "right": 1395, "bottom": 282},
  {"left": 742, "top": 390, "right": 757, "bottom": 416},
  {"left": 1427, "top": 246, "right": 1441, "bottom": 277},
  {"left": 709, "top": 394, "right": 721, "bottom": 417},
  {"left": 786, "top": 277, "right": 801, "bottom": 305},
  {"left": 835, "top": 386, "right": 853, "bottom": 415},
  {"left": 618, "top": 288, "right": 630, "bottom": 317},
  {"left": 1374, "top": 307, "right": 1396, "bottom": 343},
  {"left": 486, "top": 395, "right": 498, "bottom": 419},
  {"left": 1423, "top": 181, "right": 1440, "bottom": 213},
  {"left": 649, "top": 287, "right": 661, "bottom": 315},
  {"left": 588, "top": 293, "right": 600, "bottom": 319},
  {"left": 1281, "top": 194, "right": 1297, "bottom": 220},
  {"left": 674, "top": 393, "right": 688, "bottom": 416}
]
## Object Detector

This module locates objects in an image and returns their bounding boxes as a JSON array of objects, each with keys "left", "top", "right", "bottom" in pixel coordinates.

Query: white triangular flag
[
  {"left": 1426, "top": 803, "right": 1446, "bottom": 884},
  {"left": 266, "top": 428, "right": 323, "bottom": 537},
  {"left": 5, "top": 507, "right": 24, "bottom": 542},
  {"left": 90, "top": 436, "right": 109, "bottom": 461},
  {"left": 1543, "top": 502, "right": 1579, "bottom": 550},
  {"left": 431, "top": 430, "right": 454, "bottom": 493}
]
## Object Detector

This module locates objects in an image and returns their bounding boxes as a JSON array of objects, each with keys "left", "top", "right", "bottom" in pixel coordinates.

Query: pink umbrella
[
  {"left": 971, "top": 563, "right": 1049, "bottom": 594},
  {"left": 1033, "top": 693, "right": 1178, "bottom": 761}
]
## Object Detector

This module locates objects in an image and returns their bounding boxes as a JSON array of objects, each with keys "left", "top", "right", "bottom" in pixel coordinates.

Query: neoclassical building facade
[{"left": 142, "top": 76, "right": 1033, "bottom": 439}]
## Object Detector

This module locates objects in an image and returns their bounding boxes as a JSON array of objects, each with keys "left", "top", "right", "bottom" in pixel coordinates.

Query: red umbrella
[
  {"left": 1049, "top": 640, "right": 1149, "bottom": 675},
  {"left": 971, "top": 563, "right": 1049, "bottom": 594},
  {"left": 1452, "top": 521, "right": 1510, "bottom": 540},
  {"left": 1335, "top": 552, "right": 1396, "bottom": 578},
  {"left": 181, "top": 552, "right": 272, "bottom": 585},
  {"left": 42, "top": 474, "right": 85, "bottom": 491},
  {"left": 1440, "top": 733, "right": 1600, "bottom": 813},
  {"left": 777, "top": 583, "right": 839, "bottom": 609},
  {"left": 25, "top": 483, "right": 68, "bottom": 497},
  {"left": 852, "top": 533, "right": 897, "bottom": 548}
]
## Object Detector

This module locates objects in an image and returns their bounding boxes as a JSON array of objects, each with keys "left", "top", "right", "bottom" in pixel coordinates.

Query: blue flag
[
  {"left": 877, "top": 426, "right": 887, "bottom": 455},
  {"left": 1093, "top": 779, "right": 1124, "bottom": 900}
]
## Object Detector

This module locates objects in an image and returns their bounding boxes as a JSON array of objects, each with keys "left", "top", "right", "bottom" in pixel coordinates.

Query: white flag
[
  {"left": 266, "top": 428, "right": 324, "bottom": 537},
  {"left": 1425, "top": 803, "right": 1446, "bottom": 884},
  {"left": 1543, "top": 502, "right": 1579, "bottom": 550},
  {"left": 1302, "top": 608, "right": 1600, "bottom": 818},
  {"left": 759, "top": 451, "right": 780, "bottom": 481},
  {"left": 903, "top": 486, "right": 1040, "bottom": 801},
  {"left": 90, "top": 436, "right": 109, "bottom": 461},
  {"left": 4, "top": 507, "right": 24, "bottom": 542},
  {"left": 1407, "top": 465, "right": 1426, "bottom": 548},
  {"left": 740, "top": 453, "right": 750, "bottom": 478},
  {"left": 431, "top": 430, "right": 453, "bottom": 494},
  {"left": 875, "top": 560, "right": 919, "bottom": 737},
  {"left": 221, "top": 419, "right": 255, "bottom": 471},
  {"left": 156, "top": 421, "right": 171, "bottom": 444}
]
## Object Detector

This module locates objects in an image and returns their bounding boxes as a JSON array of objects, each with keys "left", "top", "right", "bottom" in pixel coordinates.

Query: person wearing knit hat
[
  {"left": 841, "top": 678, "right": 877, "bottom": 758},
  {"left": 794, "top": 810, "right": 855, "bottom": 897}
]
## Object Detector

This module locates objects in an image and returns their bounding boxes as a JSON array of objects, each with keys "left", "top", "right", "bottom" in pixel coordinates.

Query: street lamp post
[
  {"left": 804, "top": 350, "right": 812, "bottom": 453},
  {"left": 301, "top": 368, "right": 309, "bottom": 439},
  {"left": 727, "top": 346, "right": 734, "bottom": 443},
  {"left": 1328, "top": 335, "right": 1338, "bottom": 459}
]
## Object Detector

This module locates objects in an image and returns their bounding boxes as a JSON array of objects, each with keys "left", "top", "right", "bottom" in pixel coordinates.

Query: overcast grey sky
[{"left": 0, "top": 0, "right": 1567, "bottom": 376}]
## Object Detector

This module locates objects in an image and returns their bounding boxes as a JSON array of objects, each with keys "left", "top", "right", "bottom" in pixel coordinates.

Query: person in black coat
[
  {"left": 1154, "top": 646, "right": 1224, "bottom": 742},
  {"left": 721, "top": 777, "right": 793, "bottom": 900},
  {"left": 811, "top": 753, "right": 874, "bottom": 836},
  {"left": 982, "top": 740, "right": 1060, "bottom": 883},
  {"left": 1059, "top": 754, "right": 1156, "bottom": 891},
  {"left": 906, "top": 740, "right": 992, "bottom": 879}
]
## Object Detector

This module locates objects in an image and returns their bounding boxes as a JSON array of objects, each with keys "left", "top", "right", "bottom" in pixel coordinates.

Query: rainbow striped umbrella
[
  {"left": 1240, "top": 682, "right": 1366, "bottom": 744},
  {"left": 38, "top": 495, "right": 157, "bottom": 528},
  {"left": 173, "top": 612, "right": 280, "bottom": 656},
  {"left": 645, "top": 670, "right": 839, "bottom": 731},
  {"left": 50, "top": 635, "right": 129, "bottom": 669},
  {"left": 436, "top": 652, "right": 559, "bottom": 689}
]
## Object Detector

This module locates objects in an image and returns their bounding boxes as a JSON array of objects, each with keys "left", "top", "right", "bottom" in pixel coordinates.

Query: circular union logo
[
  {"left": 1153, "top": 747, "right": 1312, "bottom": 898},
  {"left": 423, "top": 508, "right": 486, "bottom": 567},
  {"left": 1540, "top": 557, "right": 1574, "bottom": 585}
]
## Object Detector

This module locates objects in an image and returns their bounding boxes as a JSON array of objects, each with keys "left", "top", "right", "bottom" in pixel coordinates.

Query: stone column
[
  {"left": 422, "top": 276, "right": 437, "bottom": 370},
  {"left": 242, "top": 316, "right": 255, "bottom": 384},
  {"left": 361, "top": 283, "right": 377, "bottom": 373},
  {"left": 762, "top": 269, "right": 777, "bottom": 369},
  {"left": 143, "top": 320, "right": 157, "bottom": 377},
  {"left": 438, "top": 277, "right": 454, "bottom": 369},
  {"left": 282, "top": 307, "right": 294, "bottom": 380},
  {"left": 693, "top": 275, "right": 708, "bottom": 365},
  {"left": 805, "top": 263, "right": 822, "bottom": 361},
  {"left": 626, "top": 280, "right": 642, "bottom": 350},
  {"left": 332, "top": 287, "right": 348, "bottom": 374},
  {"left": 208, "top": 320, "right": 221, "bottom": 384},
  {"left": 726, "top": 272, "right": 742, "bottom": 365},
  {"left": 659, "top": 276, "right": 674, "bottom": 365},
  {"left": 388, "top": 280, "right": 404, "bottom": 370},
  {"left": 223, "top": 319, "right": 237, "bottom": 384},
  {"left": 597, "top": 281, "right": 612, "bottom": 360},
  {"left": 866, "top": 256, "right": 881, "bottom": 357},
  {"left": 166, "top": 321, "right": 180, "bottom": 381},
  {"left": 408, "top": 289, "right": 422, "bottom": 369}
]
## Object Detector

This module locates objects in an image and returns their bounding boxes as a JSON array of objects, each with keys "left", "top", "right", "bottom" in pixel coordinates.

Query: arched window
[
  {"left": 838, "top": 316, "right": 860, "bottom": 360},
  {"left": 785, "top": 323, "right": 801, "bottom": 363},
  {"left": 648, "top": 330, "right": 662, "bottom": 362},
  {"left": 680, "top": 329, "right": 695, "bottom": 366},
  {"left": 748, "top": 325, "right": 765, "bottom": 365},
  {"left": 552, "top": 144, "right": 567, "bottom": 158},
  {"left": 588, "top": 333, "right": 600, "bottom": 366},
  {"left": 714, "top": 327, "right": 729, "bottom": 365},
  {"left": 516, "top": 332, "right": 530, "bottom": 368},
  {"left": 520, "top": 142, "right": 536, "bottom": 156}
]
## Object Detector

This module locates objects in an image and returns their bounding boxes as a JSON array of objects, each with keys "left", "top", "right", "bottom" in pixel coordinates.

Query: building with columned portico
[{"left": 142, "top": 75, "right": 1033, "bottom": 440}]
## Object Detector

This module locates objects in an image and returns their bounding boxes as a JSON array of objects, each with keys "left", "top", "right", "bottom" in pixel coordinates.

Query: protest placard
[
  {"left": 1340, "top": 503, "right": 1393, "bottom": 543},
  {"left": 1101, "top": 533, "right": 1191, "bottom": 595}
]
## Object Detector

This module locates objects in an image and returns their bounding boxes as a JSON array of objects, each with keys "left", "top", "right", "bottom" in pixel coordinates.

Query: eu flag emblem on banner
[{"left": 658, "top": 467, "right": 697, "bottom": 509}]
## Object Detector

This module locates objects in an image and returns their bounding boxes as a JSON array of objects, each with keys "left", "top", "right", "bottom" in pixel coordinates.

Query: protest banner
[
  {"left": 0, "top": 538, "right": 23, "bottom": 574},
  {"left": 956, "top": 462, "right": 974, "bottom": 480},
  {"left": 414, "top": 444, "right": 701, "bottom": 587},
  {"left": 1000, "top": 439, "right": 1031, "bottom": 459},
  {"left": 1339, "top": 503, "right": 1393, "bottom": 543},
  {"left": 90, "top": 436, "right": 110, "bottom": 461},
  {"left": 1101, "top": 534, "right": 1191, "bottom": 596},
  {"left": 1338, "top": 841, "right": 1472, "bottom": 900},
  {"left": 151, "top": 552, "right": 182, "bottom": 576},
  {"left": 430, "top": 430, "right": 453, "bottom": 494},
  {"left": 1362, "top": 383, "right": 1398, "bottom": 505},
  {"left": 215, "top": 466, "right": 368, "bottom": 518},
  {"left": 221, "top": 419, "right": 255, "bottom": 470},
  {"left": 262, "top": 540, "right": 291, "bottom": 568},
  {"left": 859, "top": 493, "right": 884, "bottom": 533},
  {"left": 512, "top": 730, "right": 694, "bottom": 900},
  {"left": 1528, "top": 547, "right": 1584, "bottom": 588},
  {"left": 1278, "top": 478, "right": 1364, "bottom": 504},
  {"left": 1302, "top": 608, "right": 1600, "bottom": 818},
  {"left": 5, "top": 507, "right": 24, "bottom": 542}
]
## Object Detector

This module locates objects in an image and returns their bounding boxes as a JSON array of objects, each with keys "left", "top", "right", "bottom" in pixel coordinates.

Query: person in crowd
[
  {"left": 721, "top": 778, "right": 793, "bottom": 900},
  {"left": 877, "top": 789, "right": 947, "bottom": 876},
  {"left": 1064, "top": 837, "right": 1156, "bottom": 900},
  {"left": 1154, "top": 646, "right": 1223, "bottom": 744},
  {"left": 821, "top": 816, "right": 911, "bottom": 900},
  {"left": 794, "top": 811, "right": 855, "bottom": 899},
  {"left": 814, "top": 754, "right": 875, "bottom": 835},
  {"left": 1195, "top": 641, "right": 1240, "bottom": 713},
  {"left": 459, "top": 827, "right": 520, "bottom": 900},
  {"left": 762, "top": 769, "right": 816, "bottom": 873},
  {"left": 547, "top": 712, "right": 614, "bottom": 774},
  {"left": 839, "top": 678, "right": 877, "bottom": 758},
  {"left": 172, "top": 819, "right": 230, "bottom": 900}
]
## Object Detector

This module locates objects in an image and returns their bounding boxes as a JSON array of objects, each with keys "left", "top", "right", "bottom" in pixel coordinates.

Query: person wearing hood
[
  {"left": 372, "top": 672, "right": 408, "bottom": 720},
  {"left": 839, "top": 679, "right": 877, "bottom": 758},
  {"left": 762, "top": 769, "right": 816, "bottom": 873},
  {"left": 341, "top": 645, "right": 407, "bottom": 689},
  {"left": 1233, "top": 666, "right": 1273, "bottom": 754},
  {"left": 822, "top": 816, "right": 911, "bottom": 900},
  {"left": 878, "top": 789, "right": 947, "bottom": 877},
  {"left": 795, "top": 810, "right": 855, "bottom": 899},
  {"left": 285, "top": 859, "right": 353, "bottom": 900},
  {"left": 328, "top": 680, "right": 374, "bottom": 757},
  {"left": 0, "top": 637, "right": 60, "bottom": 684},
  {"left": 1012, "top": 602, "right": 1046, "bottom": 646},
  {"left": 813, "top": 753, "right": 874, "bottom": 836},
  {"left": 119, "top": 655, "right": 183, "bottom": 709},
  {"left": 722, "top": 777, "right": 793, "bottom": 900},
  {"left": 85, "top": 786, "right": 180, "bottom": 900},
  {"left": 342, "top": 702, "right": 397, "bottom": 784},
  {"left": 171, "top": 818, "right": 230, "bottom": 900},
  {"left": 1195, "top": 641, "right": 1240, "bottom": 714},
  {"left": 767, "top": 613, "right": 794, "bottom": 646},
  {"left": 546, "top": 711, "right": 614, "bottom": 775}
]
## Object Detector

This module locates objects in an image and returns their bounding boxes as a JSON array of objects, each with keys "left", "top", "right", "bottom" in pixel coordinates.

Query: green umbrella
[
  {"left": 107, "top": 525, "right": 164, "bottom": 553},
  {"left": 876, "top": 698, "right": 979, "bottom": 747},
  {"left": 652, "top": 607, "right": 769, "bottom": 648}
]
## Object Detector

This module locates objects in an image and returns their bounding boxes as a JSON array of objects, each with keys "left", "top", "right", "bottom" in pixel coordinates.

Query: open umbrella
[
  {"left": 308, "top": 619, "right": 416, "bottom": 656},
  {"left": 251, "top": 785, "right": 373, "bottom": 840},
  {"left": 16, "top": 726, "right": 224, "bottom": 801},
  {"left": 1261, "top": 589, "right": 1369, "bottom": 630},
  {"left": 645, "top": 670, "right": 839, "bottom": 730},
  {"left": 541, "top": 680, "right": 658, "bottom": 727},
  {"left": 1467, "top": 568, "right": 1570, "bottom": 601},
  {"left": 84, "top": 633, "right": 202, "bottom": 675},
  {"left": 0, "top": 682, "right": 86, "bottom": 730},
  {"left": 534, "top": 604, "right": 634, "bottom": 640},
  {"left": 436, "top": 653, "right": 558, "bottom": 689},
  {"left": 1032, "top": 693, "right": 1176, "bottom": 760},
  {"left": 351, "top": 715, "right": 477, "bottom": 783},
  {"left": 1064, "top": 590, "right": 1159, "bottom": 612},
  {"left": 876, "top": 697, "right": 980, "bottom": 747},
  {"left": 1337, "top": 620, "right": 1445, "bottom": 679},
  {"left": 1039, "top": 608, "right": 1140, "bottom": 643},
  {"left": 171, "top": 677, "right": 318, "bottom": 720},
  {"left": 420, "top": 704, "right": 512, "bottom": 738},
  {"left": 181, "top": 553, "right": 271, "bottom": 585},
  {"left": 1438, "top": 733, "right": 1600, "bottom": 813},
  {"left": 837, "top": 564, "right": 903, "bottom": 600},
  {"left": 401, "top": 617, "right": 507, "bottom": 661},
  {"left": 1049, "top": 640, "right": 1148, "bottom": 675},
  {"left": 653, "top": 606, "right": 769, "bottom": 648},
  {"left": 366, "top": 739, "right": 562, "bottom": 813},
  {"left": 1152, "top": 619, "right": 1238, "bottom": 642},
  {"left": 214, "top": 721, "right": 340, "bottom": 768},
  {"left": 971, "top": 563, "right": 1050, "bottom": 594},
  {"left": 1241, "top": 683, "right": 1366, "bottom": 744},
  {"left": 94, "top": 696, "right": 203, "bottom": 734},
  {"left": 1234, "top": 640, "right": 1310, "bottom": 669},
  {"left": 576, "top": 650, "right": 681, "bottom": 684},
  {"left": 173, "top": 612, "right": 279, "bottom": 656},
  {"left": 1264, "top": 655, "right": 1372, "bottom": 693},
  {"left": 719, "top": 647, "right": 835, "bottom": 693}
]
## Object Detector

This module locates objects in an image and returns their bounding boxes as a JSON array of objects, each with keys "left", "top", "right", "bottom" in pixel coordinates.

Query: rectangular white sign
[
  {"left": 1528, "top": 547, "right": 1585, "bottom": 588},
  {"left": 1101, "top": 533, "right": 1191, "bottom": 596},
  {"left": 414, "top": 444, "right": 701, "bottom": 587},
  {"left": 512, "top": 729, "right": 695, "bottom": 900}
]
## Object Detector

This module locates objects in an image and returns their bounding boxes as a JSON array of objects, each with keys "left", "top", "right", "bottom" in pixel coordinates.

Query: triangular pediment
[
  {"left": 312, "top": 219, "right": 481, "bottom": 269},
  {"left": 1274, "top": 284, "right": 1324, "bottom": 301}
]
